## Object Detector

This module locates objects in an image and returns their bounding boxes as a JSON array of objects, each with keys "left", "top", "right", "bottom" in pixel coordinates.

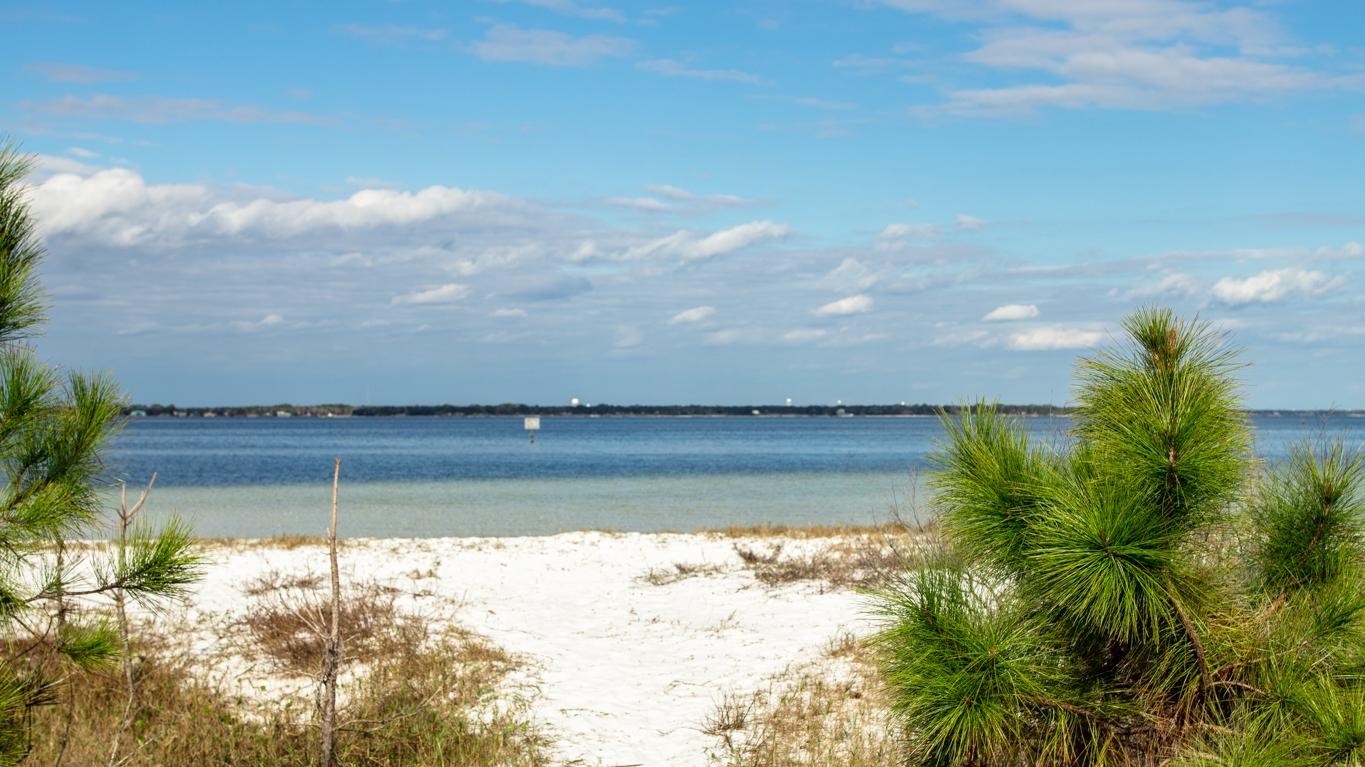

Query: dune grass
[
  {"left": 23, "top": 575, "right": 548, "bottom": 767},
  {"left": 707, "top": 633, "right": 898, "bottom": 766}
]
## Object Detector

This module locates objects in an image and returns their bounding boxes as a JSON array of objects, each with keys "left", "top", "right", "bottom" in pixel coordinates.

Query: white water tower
[
  {"left": 570, "top": 397, "right": 581, "bottom": 407},
  {"left": 785, "top": 397, "right": 793, "bottom": 407}
]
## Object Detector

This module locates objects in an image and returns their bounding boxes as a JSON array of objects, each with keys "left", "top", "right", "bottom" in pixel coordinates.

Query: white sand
[{"left": 171, "top": 531, "right": 876, "bottom": 766}]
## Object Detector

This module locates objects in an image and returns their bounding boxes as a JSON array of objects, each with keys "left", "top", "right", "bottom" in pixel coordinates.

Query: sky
[{"left": 5, "top": 0, "right": 1365, "bottom": 408}]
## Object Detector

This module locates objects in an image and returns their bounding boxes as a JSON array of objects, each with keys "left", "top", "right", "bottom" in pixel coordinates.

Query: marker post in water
[{"left": 524, "top": 416, "right": 540, "bottom": 445}]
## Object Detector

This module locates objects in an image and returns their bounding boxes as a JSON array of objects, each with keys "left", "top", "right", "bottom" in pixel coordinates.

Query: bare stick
[
  {"left": 319, "top": 458, "right": 342, "bottom": 767},
  {"left": 108, "top": 473, "right": 156, "bottom": 767}
]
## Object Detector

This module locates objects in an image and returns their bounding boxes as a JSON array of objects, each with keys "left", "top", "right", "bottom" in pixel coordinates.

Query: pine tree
[
  {"left": 876, "top": 308, "right": 1365, "bottom": 766},
  {"left": 0, "top": 144, "right": 200, "bottom": 763}
]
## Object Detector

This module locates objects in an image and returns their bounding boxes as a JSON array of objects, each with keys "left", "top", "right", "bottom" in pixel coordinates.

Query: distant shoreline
[{"left": 121, "top": 403, "right": 1364, "bottom": 419}]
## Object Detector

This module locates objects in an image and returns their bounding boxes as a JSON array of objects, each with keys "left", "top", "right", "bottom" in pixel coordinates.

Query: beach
[{"left": 145, "top": 528, "right": 907, "bottom": 766}]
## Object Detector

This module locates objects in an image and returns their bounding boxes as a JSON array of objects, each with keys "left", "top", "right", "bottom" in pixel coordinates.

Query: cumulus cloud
[
  {"left": 27, "top": 168, "right": 508, "bottom": 246},
  {"left": 683, "top": 220, "right": 789, "bottom": 262},
  {"left": 983, "top": 303, "right": 1039, "bottom": 321},
  {"left": 1211, "top": 267, "right": 1341, "bottom": 305},
  {"left": 391, "top": 283, "right": 470, "bottom": 305},
  {"left": 1118, "top": 271, "right": 1202, "bottom": 300},
  {"left": 1008, "top": 326, "right": 1104, "bottom": 351},
  {"left": 814, "top": 294, "right": 874, "bottom": 317},
  {"left": 823, "top": 258, "right": 879, "bottom": 292},
  {"left": 615, "top": 220, "right": 789, "bottom": 263},
  {"left": 670, "top": 305, "right": 715, "bottom": 324},
  {"left": 472, "top": 24, "right": 632, "bottom": 66}
]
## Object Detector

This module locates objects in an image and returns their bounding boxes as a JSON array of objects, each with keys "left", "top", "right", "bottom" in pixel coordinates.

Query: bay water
[{"left": 104, "top": 414, "right": 1363, "bottom": 538}]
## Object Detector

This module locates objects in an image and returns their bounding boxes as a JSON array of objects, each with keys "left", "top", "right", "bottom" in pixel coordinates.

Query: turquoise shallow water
[
  {"left": 129, "top": 470, "right": 922, "bottom": 538},
  {"left": 103, "top": 414, "right": 1365, "bottom": 538}
]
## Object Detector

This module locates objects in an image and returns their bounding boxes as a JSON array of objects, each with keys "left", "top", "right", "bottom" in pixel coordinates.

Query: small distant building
[
  {"left": 275, "top": 410, "right": 293, "bottom": 418},
  {"left": 128, "top": 409, "right": 146, "bottom": 417},
  {"left": 202, "top": 411, "right": 218, "bottom": 418}
]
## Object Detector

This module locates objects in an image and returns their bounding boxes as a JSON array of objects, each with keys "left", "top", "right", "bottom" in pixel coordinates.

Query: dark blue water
[
  {"left": 109, "top": 416, "right": 1050, "bottom": 487},
  {"left": 107, "top": 414, "right": 1359, "bottom": 488},
  {"left": 102, "top": 415, "right": 1365, "bottom": 538}
]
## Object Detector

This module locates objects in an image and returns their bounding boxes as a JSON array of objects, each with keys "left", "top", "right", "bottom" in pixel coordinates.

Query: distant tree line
[{"left": 122, "top": 402, "right": 1357, "bottom": 418}]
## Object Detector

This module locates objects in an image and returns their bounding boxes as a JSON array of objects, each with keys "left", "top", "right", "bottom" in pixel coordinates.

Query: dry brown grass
[
  {"left": 197, "top": 534, "right": 330, "bottom": 551},
  {"left": 705, "top": 521, "right": 927, "bottom": 539},
  {"left": 639, "top": 561, "right": 726, "bottom": 585},
  {"left": 22, "top": 576, "right": 548, "bottom": 766},
  {"left": 707, "top": 635, "right": 899, "bottom": 767},
  {"left": 731, "top": 528, "right": 933, "bottom": 592},
  {"left": 241, "top": 577, "right": 410, "bottom": 673}
]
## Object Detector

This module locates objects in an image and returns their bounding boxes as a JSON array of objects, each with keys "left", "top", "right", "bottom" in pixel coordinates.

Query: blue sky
[{"left": 6, "top": 0, "right": 1365, "bottom": 407}]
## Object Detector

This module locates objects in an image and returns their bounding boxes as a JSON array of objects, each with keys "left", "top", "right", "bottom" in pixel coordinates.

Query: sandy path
[{"left": 181, "top": 532, "right": 871, "bottom": 766}]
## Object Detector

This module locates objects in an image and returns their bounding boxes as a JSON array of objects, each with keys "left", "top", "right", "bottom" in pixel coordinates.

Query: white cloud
[
  {"left": 637, "top": 59, "right": 768, "bottom": 85},
  {"left": 65, "top": 147, "right": 99, "bottom": 159},
  {"left": 782, "top": 328, "right": 828, "bottom": 343},
  {"left": 391, "top": 283, "right": 470, "bottom": 305},
  {"left": 983, "top": 303, "right": 1039, "bottom": 321},
  {"left": 32, "top": 154, "right": 99, "bottom": 178},
  {"left": 491, "top": 308, "right": 528, "bottom": 318},
  {"left": 879, "top": 0, "right": 1343, "bottom": 115},
  {"left": 956, "top": 214, "right": 987, "bottom": 231},
  {"left": 823, "top": 258, "right": 879, "bottom": 292},
  {"left": 231, "top": 313, "right": 285, "bottom": 332},
  {"left": 612, "top": 220, "right": 788, "bottom": 263},
  {"left": 641, "top": 184, "right": 749, "bottom": 208},
  {"left": 880, "top": 223, "right": 938, "bottom": 239},
  {"left": 27, "top": 168, "right": 508, "bottom": 246},
  {"left": 933, "top": 328, "right": 991, "bottom": 347},
  {"left": 472, "top": 24, "right": 633, "bottom": 67},
  {"left": 704, "top": 328, "right": 762, "bottom": 346},
  {"left": 814, "top": 294, "right": 874, "bottom": 317},
  {"left": 604, "top": 196, "right": 672, "bottom": 212},
  {"left": 1008, "top": 326, "right": 1104, "bottom": 351},
  {"left": 1211, "top": 267, "right": 1341, "bottom": 305},
  {"left": 670, "top": 305, "right": 715, "bottom": 324},
  {"left": 1118, "top": 271, "right": 1202, "bottom": 299},
  {"left": 682, "top": 220, "right": 789, "bottom": 262}
]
